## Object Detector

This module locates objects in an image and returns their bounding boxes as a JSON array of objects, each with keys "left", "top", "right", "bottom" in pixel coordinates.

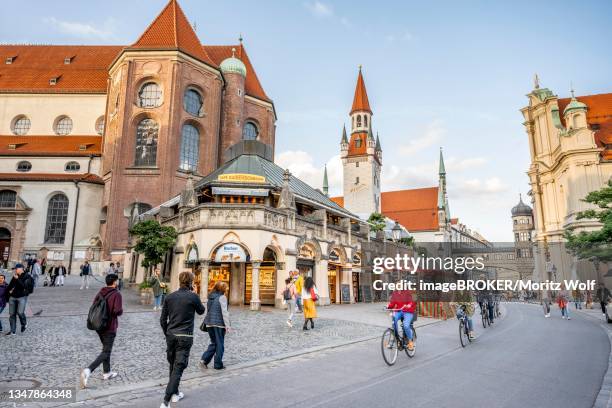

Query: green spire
[
  {"left": 322, "top": 165, "right": 329, "bottom": 196},
  {"left": 341, "top": 125, "right": 348, "bottom": 144},
  {"left": 439, "top": 147, "right": 446, "bottom": 175},
  {"left": 375, "top": 132, "right": 381, "bottom": 151}
]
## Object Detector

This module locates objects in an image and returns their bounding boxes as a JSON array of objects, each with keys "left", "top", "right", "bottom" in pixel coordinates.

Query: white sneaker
[
  {"left": 80, "top": 368, "right": 91, "bottom": 389},
  {"left": 562, "top": 316, "right": 566, "bottom": 319},
  {"left": 286, "top": 320, "right": 292, "bottom": 327},
  {"left": 567, "top": 316, "right": 571, "bottom": 320},
  {"left": 102, "top": 371, "right": 117, "bottom": 380},
  {"left": 171, "top": 392, "right": 184, "bottom": 403},
  {"left": 545, "top": 314, "right": 550, "bottom": 318},
  {"left": 160, "top": 402, "right": 170, "bottom": 408},
  {"left": 153, "top": 306, "right": 157, "bottom": 311}
]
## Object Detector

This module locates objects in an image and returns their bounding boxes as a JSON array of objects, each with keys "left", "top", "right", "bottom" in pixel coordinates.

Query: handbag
[
  {"left": 310, "top": 287, "right": 319, "bottom": 302},
  {"left": 200, "top": 320, "right": 208, "bottom": 332}
]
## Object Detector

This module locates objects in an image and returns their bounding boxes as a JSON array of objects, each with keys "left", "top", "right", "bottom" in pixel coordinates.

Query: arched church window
[
  {"left": 179, "top": 124, "right": 199, "bottom": 172},
  {"left": 243, "top": 121, "right": 258, "bottom": 140},
  {"left": 357, "top": 115, "right": 362, "bottom": 128},
  {"left": 355, "top": 137, "right": 362, "bottom": 148},
  {"left": 134, "top": 118, "right": 159, "bottom": 166},
  {"left": 138, "top": 82, "right": 162, "bottom": 108},
  {"left": 364, "top": 115, "right": 368, "bottom": 127},
  {"left": 184, "top": 88, "right": 203, "bottom": 116},
  {"left": 44, "top": 193, "right": 69, "bottom": 244}
]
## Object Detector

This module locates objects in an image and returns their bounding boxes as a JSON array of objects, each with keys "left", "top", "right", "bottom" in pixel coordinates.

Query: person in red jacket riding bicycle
[{"left": 387, "top": 290, "right": 416, "bottom": 351}]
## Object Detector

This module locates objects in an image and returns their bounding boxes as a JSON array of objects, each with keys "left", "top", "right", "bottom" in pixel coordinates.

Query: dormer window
[
  {"left": 49, "top": 77, "right": 58, "bottom": 86},
  {"left": 5, "top": 56, "right": 15, "bottom": 64},
  {"left": 64, "top": 56, "right": 74, "bottom": 65}
]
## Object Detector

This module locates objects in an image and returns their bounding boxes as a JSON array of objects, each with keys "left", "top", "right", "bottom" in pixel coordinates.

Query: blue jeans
[
  {"left": 154, "top": 294, "right": 164, "bottom": 308},
  {"left": 457, "top": 309, "right": 473, "bottom": 331},
  {"left": 201, "top": 327, "right": 226, "bottom": 369},
  {"left": 561, "top": 306, "right": 570, "bottom": 318},
  {"left": 487, "top": 303, "right": 495, "bottom": 322},
  {"left": 9, "top": 296, "right": 27, "bottom": 334},
  {"left": 393, "top": 311, "right": 414, "bottom": 341}
]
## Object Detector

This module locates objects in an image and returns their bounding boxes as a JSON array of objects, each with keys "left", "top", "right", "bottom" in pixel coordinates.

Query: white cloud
[
  {"left": 43, "top": 17, "right": 116, "bottom": 39},
  {"left": 382, "top": 163, "right": 437, "bottom": 191},
  {"left": 399, "top": 120, "right": 446, "bottom": 155},
  {"left": 452, "top": 177, "right": 508, "bottom": 196},
  {"left": 445, "top": 157, "right": 487, "bottom": 172},
  {"left": 304, "top": 1, "right": 334, "bottom": 18},
  {"left": 275, "top": 151, "right": 342, "bottom": 195}
]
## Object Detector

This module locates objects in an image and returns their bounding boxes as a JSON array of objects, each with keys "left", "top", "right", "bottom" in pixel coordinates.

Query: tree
[
  {"left": 368, "top": 212, "right": 386, "bottom": 232},
  {"left": 129, "top": 220, "right": 178, "bottom": 275},
  {"left": 565, "top": 180, "right": 612, "bottom": 262}
]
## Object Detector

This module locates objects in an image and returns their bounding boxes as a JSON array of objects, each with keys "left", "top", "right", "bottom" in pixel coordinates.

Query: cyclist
[
  {"left": 451, "top": 290, "right": 475, "bottom": 339},
  {"left": 386, "top": 290, "right": 416, "bottom": 351}
]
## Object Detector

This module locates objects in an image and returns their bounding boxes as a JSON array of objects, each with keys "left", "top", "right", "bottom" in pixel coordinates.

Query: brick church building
[{"left": 0, "top": 0, "right": 275, "bottom": 269}]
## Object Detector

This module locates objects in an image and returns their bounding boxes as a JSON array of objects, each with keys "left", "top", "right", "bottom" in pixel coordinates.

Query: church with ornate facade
[{"left": 0, "top": 0, "right": 275, "bottom": 271}]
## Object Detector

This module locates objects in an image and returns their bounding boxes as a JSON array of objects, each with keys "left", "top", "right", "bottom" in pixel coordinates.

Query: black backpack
[
  {"left": 283, "top": 287, "right": 292, "bottom": 301},
  {"left": 87, "top": 290, "right": 115, "bottom": 332},
  {"left": 24, "top": 274, "right": 35, "bottom": 295}
]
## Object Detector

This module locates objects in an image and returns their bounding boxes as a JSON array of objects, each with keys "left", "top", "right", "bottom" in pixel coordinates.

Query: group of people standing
[
  {"left": 283, "top": 270, "right": 319, "bottom": 330},
  {"left": 80, "top": 270, "right": 231, "bottom": 408}
]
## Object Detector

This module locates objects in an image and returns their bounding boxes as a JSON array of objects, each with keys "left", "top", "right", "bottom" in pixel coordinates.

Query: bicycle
[
  {"left": 458, "top": 305, "right": 473, "bottom": 348},
  {"left": 381, "top": 309, "right": 417, "bottom": 366}
]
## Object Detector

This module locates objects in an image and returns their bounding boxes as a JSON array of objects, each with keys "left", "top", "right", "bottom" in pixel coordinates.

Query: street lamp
[{"left": 392, "top": 221, "right": 402, "bottom": 242}]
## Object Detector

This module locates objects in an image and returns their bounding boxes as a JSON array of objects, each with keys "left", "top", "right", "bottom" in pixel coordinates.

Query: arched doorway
[
  {"left": 245, "top": 247, "right": 277, "bottom": 306},
  {"left": 210, "top": 242, "right": 250, "bottom": 303},
  {"left": 0, "top": 228, "right": 10, "bottom": 268},
  {"left": 297, "top": 243, "right": 316, "bottom": 279}
]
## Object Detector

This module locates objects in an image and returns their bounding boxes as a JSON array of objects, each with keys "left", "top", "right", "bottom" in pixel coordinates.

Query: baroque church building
[{"left": 0, "top": 0, "right": 276, "bottom": 270}]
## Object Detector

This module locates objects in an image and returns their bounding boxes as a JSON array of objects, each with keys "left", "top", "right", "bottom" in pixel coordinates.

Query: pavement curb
[
  {"left": 70, "top": 316, "right": 446, "bottom": 405},
  {"left": 573, "top": 309, "right": 612, "bottom": 408}
]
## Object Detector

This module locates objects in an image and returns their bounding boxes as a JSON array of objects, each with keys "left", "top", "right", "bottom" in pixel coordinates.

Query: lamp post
[{"left": 392, "top": 221, "right": 402, "bottom": 243}]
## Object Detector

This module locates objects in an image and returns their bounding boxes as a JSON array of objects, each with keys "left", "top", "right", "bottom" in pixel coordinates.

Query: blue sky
[{"left": 2, "top": 0, "right": 611, "bottom": 240}]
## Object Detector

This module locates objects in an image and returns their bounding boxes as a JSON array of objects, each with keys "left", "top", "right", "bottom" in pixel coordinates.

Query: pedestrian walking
[
  {"left": 80, "top": 261, "right": 91, "bottom": 289},
  {"left": 5, "top": 263, "right": 33, "bottom": 335},
  {"left": 105, "top": 263, "right": 116, "bottom": 276},
  {"left": 0, "top": 274, "right": 7, "bottom": 333},
  {"left": 80, "top": 274, "right": 123, "bottom": 388},
  {"left": 294, "top": 271, "right": 304, "bottom": 313},
  {"left": 558, "top": 290, "right": 570, "bottom": 320},
  {"left": 55, "top": 263, "right": 66, "bottom": 286},
  {"left": 150, "top": 268, "right": 166, "bottom": 311},
  {"left": 116, "top": 262, "right": 124, "bottom": 290},
  {"left": 598, "top": 284, "right": 611, "bottom": 318},
  {"left": 573, "top": 289, "right": 582, "bottom": 309},
  {"left": 542, "top": 290, "right": 552, "bottom": 318},
  {"left": 160, "top": 271, "right": 205, "bottom": 408},
  {"left": 301, "top": 276, "right": 318, "bottom": 331},
  {"left": 41, "top": 257, "right": 47, "bottom": 277},
  {"left": 283, "top": 277, "right": 296, "bottom": 327},
  {"left": 32, "top": 259, "right": 41, "bottom": 288},
  {"left": 200, "top": 281, "right": 230, "bottom": 371}
]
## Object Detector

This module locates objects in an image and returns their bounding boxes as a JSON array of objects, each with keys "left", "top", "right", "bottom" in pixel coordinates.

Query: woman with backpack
[
  {"left": 200, "top": 281, "right": 231, "bottom": 370},
  {"left": 283, "top": 277, "right": 296, "bottom": 327},
  {"left": 302, "top": 276, "right": 318, "bottom": 331}
]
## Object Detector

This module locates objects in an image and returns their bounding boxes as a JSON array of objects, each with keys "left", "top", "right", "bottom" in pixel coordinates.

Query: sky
[{"left": 2, "top": 0, "right": 611, "bottom": 241}]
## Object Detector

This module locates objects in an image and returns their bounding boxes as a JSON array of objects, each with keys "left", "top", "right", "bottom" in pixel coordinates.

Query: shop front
[
  {"left": 352, "top": 253, "right": 362, "bottom": 303},
  {"left": 244, "top": 247, "right": 277, "bottom": 306},
  {"left": 327, "top": 249, "right": 342, "bottom": 304}
]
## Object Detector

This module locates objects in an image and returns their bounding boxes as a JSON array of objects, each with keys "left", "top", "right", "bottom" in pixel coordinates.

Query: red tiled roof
[
  {"left": 0, "top": 173, "right": 103, "bottom": 184},
  {"left": 558, "top": 93, "right": 612, "bottom": 155},
  {"left": 130, "top": 0, "right": 215, "bottom": 66},
  {"left": 350, "top": 68, "right": 372, "bottom": 114},
  {"left": 332, "top": 187, "right": 440, "bottom": 232},
  {"left": 0, "top": 45, "right": 122, "bottom": 93},
  {"left": 205, "top": 44, "right": 270, "bottom": 102},
  {"left": 347, "top": 132, "right": 368, "bottom": 156},
  {"left": 0, "top": 135, "right": 102, "bottom": 156}
]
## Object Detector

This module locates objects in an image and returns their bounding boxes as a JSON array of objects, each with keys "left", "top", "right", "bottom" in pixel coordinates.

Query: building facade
[
  {"left": 520, "top": 80, "right": 611, "bottom": 284},
  {"left": 0, "top": 0, "right": 276, "bottom": 268}
]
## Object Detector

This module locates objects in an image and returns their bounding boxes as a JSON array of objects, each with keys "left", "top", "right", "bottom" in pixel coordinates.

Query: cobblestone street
[{"left": 0, "top": 275, "right": 388, "bottom": 404}]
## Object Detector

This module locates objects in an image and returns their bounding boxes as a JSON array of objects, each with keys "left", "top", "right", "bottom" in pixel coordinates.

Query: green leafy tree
[
  {"left": 565, "top": 180, "right": 612, "bottom": 261},
  {"left": 129, "top": 220, "right": 178, "bottom": 275},
  {"left": 399, "top": 236, "right": 414, "bottom": 247},
  {"left": 368, "top": 212, "right": 386, "bottom": 232}
]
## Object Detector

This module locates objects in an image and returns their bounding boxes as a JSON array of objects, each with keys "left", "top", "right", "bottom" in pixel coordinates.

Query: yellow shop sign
[{"left": 218, "top": 173, "right": 266, "bottom": 183}]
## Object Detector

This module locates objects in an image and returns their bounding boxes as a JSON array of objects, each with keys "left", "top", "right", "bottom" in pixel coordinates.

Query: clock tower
[{"left": 340, "top": 67, "right": 382, "bottom": 217}]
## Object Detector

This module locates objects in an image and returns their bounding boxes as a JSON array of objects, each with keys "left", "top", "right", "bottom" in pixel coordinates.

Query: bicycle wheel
[
  {"left": 381, "top": 328, "right": 398, "bottom": 366},
  {"left": 459, "top": 320, "right": 468, "bottom": 348},
  {"left": 404, "top": 327, "right": 417, "bottom": 358}
]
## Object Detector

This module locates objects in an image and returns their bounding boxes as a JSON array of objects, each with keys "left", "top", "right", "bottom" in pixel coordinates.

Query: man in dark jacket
[
  {"left": 0, "top": 274, "right": 7, "bottom": 333},
  {"left": 6, "top": 263, "right": 33, "bottom": 335},
  {"left": 159, "top": 271, "right": 205, "bottom": 408},
  {"left": 80, "top": 273, "right": 123, "bottom": 388}
]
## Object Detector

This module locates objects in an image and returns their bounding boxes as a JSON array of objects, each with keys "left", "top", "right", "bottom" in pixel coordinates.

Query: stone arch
[
  {"left": 295, "top": 236, "right": 322, "bottom": 261},
  {"left": 327, "top": 244, "right": 348, "bottom": 264},
  {"left": 208, "top": 232, "right": 252, "bottom": 261}
]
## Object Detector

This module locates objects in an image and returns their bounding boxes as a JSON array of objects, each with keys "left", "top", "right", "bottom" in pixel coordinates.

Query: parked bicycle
[
  {"left": 458, "top": 305, "right": 473, "bottom": 348},
  {"left": 381, "top": 309, "right": 417, "bottom": 366}
]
